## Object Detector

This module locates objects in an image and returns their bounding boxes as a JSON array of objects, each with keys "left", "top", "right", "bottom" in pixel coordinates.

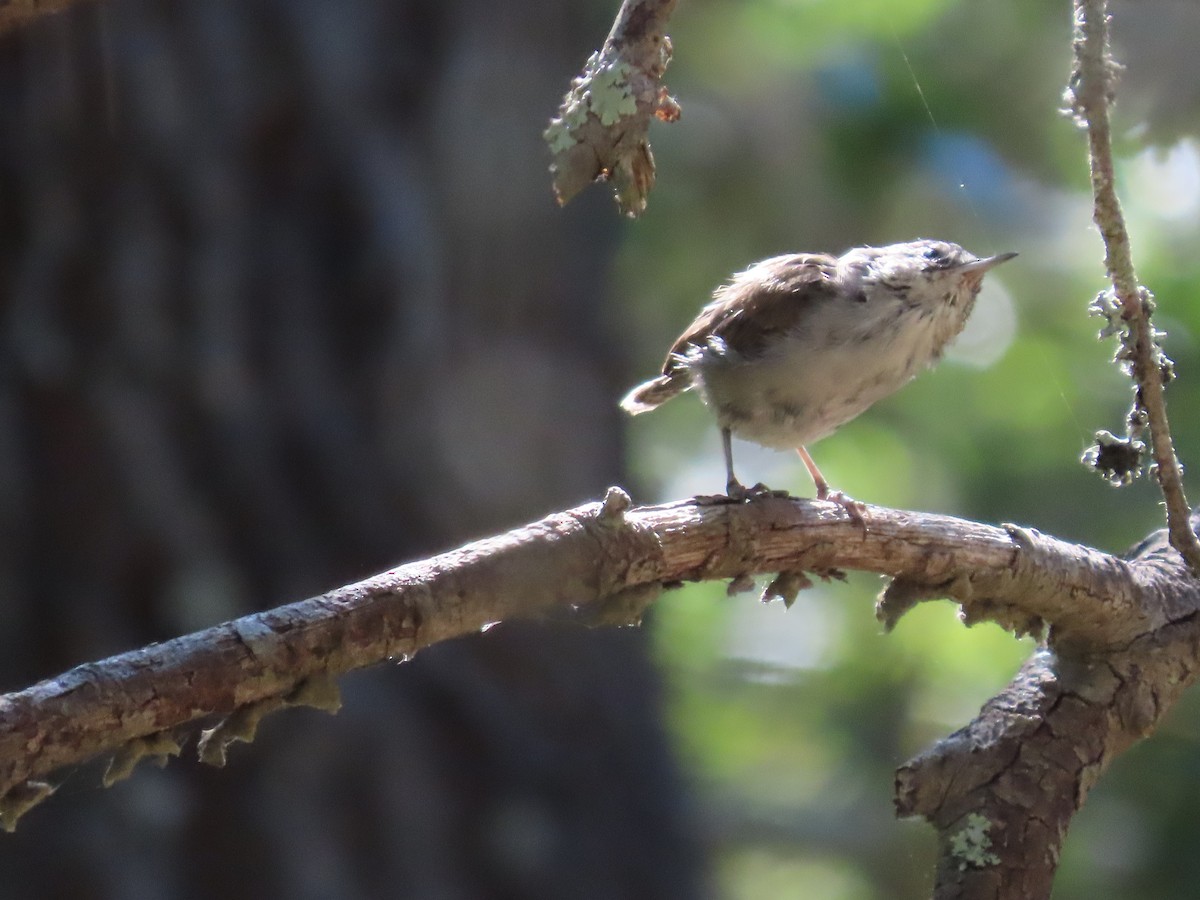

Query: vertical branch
[{"left": 1067, "top": 0, "right": 1200, "bottom": 572}]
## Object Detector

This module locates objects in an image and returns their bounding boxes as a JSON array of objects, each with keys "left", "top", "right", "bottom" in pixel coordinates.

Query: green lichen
[
  {"left": 588, "top": 60, "right": 637, "bottom": 126},
  {"left": 544, "top": 114, "right": 580, "bottom": 155},
  {"left": 545, "top": 55, "right": 638, "bottom": 155},
  {"left": 949, "top": 813, "right": 1001, "bottom": 870}
]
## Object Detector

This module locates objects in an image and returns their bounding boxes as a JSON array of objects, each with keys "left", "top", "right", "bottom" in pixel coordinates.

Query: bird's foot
[
  {"left": 729, "top": 480, "right": 790, "bottom": 502},
  {"left": 696, "top": 480, "right": 789, "bottom": 505},
  {"left": 694, "top": 492, "right": 736, "bottom": 506},
  {"left": 819, "top": 489, "right": 868, "bottom": 531}
]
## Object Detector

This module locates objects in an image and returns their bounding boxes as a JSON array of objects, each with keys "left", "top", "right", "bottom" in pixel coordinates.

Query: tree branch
[
  {"left": 544, "top": 0, "right": 680, "bottom": 216},
  {"left": 905, "top": 516, "right": 1200, "bottom": 898},
  {"left": 2, "top": 487, "right": 1198, "bottom": 834},
  {"left": 1066, "top": 0, "right": 1200, "bottom": 573}
]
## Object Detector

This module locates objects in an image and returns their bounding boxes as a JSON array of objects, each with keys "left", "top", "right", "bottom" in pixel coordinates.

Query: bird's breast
[{"left": 686, "top": 298, "right": 960, "bottom": 449}]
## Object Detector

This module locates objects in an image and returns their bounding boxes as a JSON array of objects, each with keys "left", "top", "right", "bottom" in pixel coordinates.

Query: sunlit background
[
  {"left": 617, "top": 1, "right": 1200, "bottom": 897},
  {"left": 2, "top": 0, "right": 1199, "bottom": 897}
]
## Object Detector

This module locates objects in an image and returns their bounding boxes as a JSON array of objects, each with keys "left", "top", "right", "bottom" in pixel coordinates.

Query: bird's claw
[
  {"left": 695, "top": 481, "right": 790, "bottom": 505},
  {"left": 726, "top": 481, "right": 789, "bottom": 502},
  {"left": 821, "top": 490, "right": 868, "bottom": 530}
]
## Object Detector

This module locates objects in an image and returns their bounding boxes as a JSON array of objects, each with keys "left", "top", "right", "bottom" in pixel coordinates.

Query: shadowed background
[{"left": 0, "top": 0, "right": 703, "bottom": 897}]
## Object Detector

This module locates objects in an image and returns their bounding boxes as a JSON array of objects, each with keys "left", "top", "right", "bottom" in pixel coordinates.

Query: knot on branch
[
  {"left": 563, "top": 487, "right": 669, "bottom": 625},
  {"left": 599, "top": 485, "right": 633, "bottom": 519}
]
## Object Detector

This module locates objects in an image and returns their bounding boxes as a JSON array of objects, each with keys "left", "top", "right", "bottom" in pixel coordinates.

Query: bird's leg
[
  {"left": 722, "top": 427, "right": 747, "bottom": 499},
  {"left": 796, "top": 446, "right": 830, "bottom": 499},
  {"left": 695, "top": 429, "right": 751, "bottom": 505},
  {"left": 796, "top": 446, "right": 867, "bottom": 527},
  {"left": 716, "top": 428, "right": 788, "bottom": 501}
]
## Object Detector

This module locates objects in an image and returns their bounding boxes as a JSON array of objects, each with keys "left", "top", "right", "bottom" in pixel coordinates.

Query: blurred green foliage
[{"left": 609, "top": 0, "right": 1200, "bottom": 895}]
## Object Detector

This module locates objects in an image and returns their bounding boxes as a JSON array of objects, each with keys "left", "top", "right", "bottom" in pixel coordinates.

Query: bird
[{"left": 620, "top": 238, "right": 1017, "bottom": 507}]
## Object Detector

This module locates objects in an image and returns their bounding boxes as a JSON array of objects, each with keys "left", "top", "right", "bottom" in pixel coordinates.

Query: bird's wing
[{"left": 661, "top": 253, "right": 838, "bottom": 374}]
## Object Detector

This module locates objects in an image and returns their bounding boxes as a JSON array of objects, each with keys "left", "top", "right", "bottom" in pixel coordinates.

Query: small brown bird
[{"left": 621, "top": 239, "right": 1016, "bottom": 504}]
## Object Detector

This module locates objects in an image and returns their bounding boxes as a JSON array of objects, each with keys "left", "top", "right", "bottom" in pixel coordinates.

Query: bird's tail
[{"left": 619, "top": 372, "right": 689, "bottom": 414}]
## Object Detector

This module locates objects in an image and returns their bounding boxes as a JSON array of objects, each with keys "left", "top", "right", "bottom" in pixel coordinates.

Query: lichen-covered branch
[
  {"left": 902, "top": 518, "right": 1200, "bottom": 899},
  {"left": 902, "top": 6, "right": 1200, "bottom": 890},
  {"left": 3, "top": 486, "right": 1199, "bottom": 832},
  {"left": 1066, "top": 0, "right": 1200, "bottom": 573},
  {"left": 544, "top": 0, "right": 680, "bottom": 216}
]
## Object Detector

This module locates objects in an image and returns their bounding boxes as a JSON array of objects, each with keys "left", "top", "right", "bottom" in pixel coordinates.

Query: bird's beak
[{"left": 957, "top": 251, "right": 1018, "bottom": 274}]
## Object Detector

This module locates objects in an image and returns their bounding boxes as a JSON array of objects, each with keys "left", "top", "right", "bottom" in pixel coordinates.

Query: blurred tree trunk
[{"left": 0, "top": 0, "right": 705, "bottom": 896}]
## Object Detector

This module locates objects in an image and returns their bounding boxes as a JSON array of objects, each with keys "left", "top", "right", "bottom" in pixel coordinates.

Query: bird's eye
[{"left": 923, "top": 246, "right": 945, "bottom": 261}]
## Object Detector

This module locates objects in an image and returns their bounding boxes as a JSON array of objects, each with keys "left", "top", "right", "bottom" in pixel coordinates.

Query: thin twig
[{"left": 1068, "top": 0, "right": 1200, "bottom": 572}]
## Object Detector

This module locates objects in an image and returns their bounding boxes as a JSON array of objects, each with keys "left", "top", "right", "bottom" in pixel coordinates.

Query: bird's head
[{"left": 839, "top": 239, "right": 1017, "bottom": 304}]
